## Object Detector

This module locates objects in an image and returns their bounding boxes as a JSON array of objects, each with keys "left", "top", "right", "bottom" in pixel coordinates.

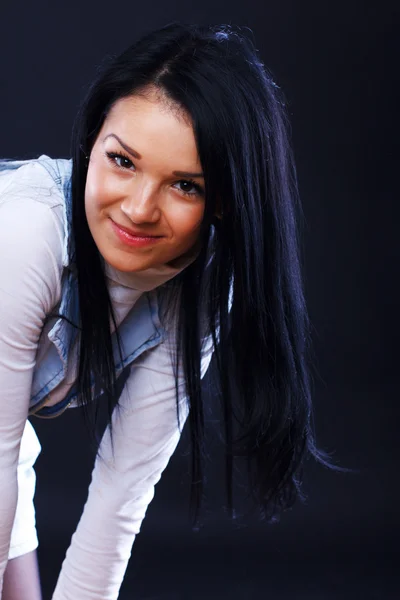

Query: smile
[{"left": 110, "top": 219, "right": 164, "bottom": 248}]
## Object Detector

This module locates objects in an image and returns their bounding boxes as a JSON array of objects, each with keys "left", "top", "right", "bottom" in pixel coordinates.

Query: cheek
[
  {"left": 170, "top": 204, "right": 205, "bottom": 238},
  {"left": 85, "top": 167, "right": 114, "bottom": 219}
]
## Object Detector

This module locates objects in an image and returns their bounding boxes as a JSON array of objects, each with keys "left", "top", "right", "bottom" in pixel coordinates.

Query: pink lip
[{"left": 110, "top": 219, "right": 163, "bottom": 248}]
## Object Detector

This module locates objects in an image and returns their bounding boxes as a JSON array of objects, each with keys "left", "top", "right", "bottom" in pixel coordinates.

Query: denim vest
[{"left": 0, "top": 155, "right": 168, "bottom": 419}]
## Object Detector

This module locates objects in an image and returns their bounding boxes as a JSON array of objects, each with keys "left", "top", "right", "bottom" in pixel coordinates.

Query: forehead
[{"left": 102, "top": 92, "right": 200, "bottom": 168}]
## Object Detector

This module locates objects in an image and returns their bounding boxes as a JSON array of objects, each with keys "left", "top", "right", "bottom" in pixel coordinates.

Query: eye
[
  {"left": 174, "top": 179, "right": 204, "bottom": 197},
  {"left": 105, "top": 151, "right": 135, "bottom": 171}
]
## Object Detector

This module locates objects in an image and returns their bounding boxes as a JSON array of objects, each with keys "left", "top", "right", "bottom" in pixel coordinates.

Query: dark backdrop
[{"left": 0, "top": 1, "right": 398, "bottom": 598}]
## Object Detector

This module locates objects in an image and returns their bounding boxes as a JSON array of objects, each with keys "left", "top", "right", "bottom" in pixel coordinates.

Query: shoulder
[
  {"left": 0, "top": 155, "right": 70, "bottom": 250},
  {"left": 0, "top": 156, "right": 69, "bottom": 310},
  {"left": 0, "top": 155, "right": 70, "bottom": 210}
]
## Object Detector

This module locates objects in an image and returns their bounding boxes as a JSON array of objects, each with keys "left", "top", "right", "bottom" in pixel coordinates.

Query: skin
[{"left": 85, "top": 87, "right": 207, "bottom": 273}]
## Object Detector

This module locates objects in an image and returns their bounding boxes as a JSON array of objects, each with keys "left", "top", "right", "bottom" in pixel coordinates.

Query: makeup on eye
[
  {"left": 104, "top": 150, "right": 204, "bottom": 197},
  {"left": 105, "top": 150, "right": 135, "bottom": 171}
]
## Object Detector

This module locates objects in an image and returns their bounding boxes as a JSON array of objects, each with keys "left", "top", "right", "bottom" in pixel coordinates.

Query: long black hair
[{"left": 70, "top": 22, "right": 342, "bottom": 526}]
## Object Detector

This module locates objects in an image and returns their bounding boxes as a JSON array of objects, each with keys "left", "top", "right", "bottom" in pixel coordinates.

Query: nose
[{"left": 120, "top": 179, "right": 161, "bottom": 224}]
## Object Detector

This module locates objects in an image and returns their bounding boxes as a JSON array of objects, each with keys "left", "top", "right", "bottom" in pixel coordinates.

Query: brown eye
[
  {"left": 106, "top": 151, "right": 135, "bottom": 171},
  {"left": 179, "top": 181, "right": 195, "bottom": 193},
  {"left": 174, "top": 179, "right": 204, "bottom": 197}
]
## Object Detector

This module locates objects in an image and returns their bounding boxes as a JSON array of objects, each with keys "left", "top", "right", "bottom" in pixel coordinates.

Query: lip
[{"left": 110, "top": 219, "right": 163, "bottom": 248}]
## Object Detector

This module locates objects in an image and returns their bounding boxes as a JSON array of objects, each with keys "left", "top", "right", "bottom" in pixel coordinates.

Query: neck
[{"left": 104, "top": 240, "right": 202, "bottom": 292}]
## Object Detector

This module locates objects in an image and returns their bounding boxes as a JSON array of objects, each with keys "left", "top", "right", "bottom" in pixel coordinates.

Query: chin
[
  {"left": 108, "top": 259, "right": 152, "bottom": 273},
  {"left": 104, "top": 251, "right": 158, "bottom": 273}
]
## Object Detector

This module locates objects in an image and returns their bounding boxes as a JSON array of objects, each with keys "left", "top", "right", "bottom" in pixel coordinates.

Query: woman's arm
[
  {"left": 2, "top": 550, "right": 42, "bottom": 600},
  {"left": 0, "top": 164, "right": 64, "bottom": 595},
  {"left": 51, "top": 330, "right": 214, "bottom": 600},
  {"left": 2, "top": 419, "right": 43, "bottom": 600}
]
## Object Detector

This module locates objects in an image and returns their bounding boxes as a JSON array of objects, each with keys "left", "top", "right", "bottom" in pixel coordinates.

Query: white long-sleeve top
[{"left": 0, "top": 159, "right": 214, "bottom": 598}]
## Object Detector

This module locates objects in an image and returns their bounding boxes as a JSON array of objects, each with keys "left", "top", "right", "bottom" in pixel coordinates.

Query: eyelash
[{"left": 105, "top": 151, "right": 204, "bottom": 198}]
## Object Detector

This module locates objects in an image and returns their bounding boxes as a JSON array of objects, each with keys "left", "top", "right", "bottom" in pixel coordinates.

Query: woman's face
[{"left": 85, "top": 89, "right": 206, "bottom": 272}]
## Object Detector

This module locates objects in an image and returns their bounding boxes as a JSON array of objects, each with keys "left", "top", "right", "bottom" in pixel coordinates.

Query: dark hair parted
[{"left": 70, "top": 22, "right": 342, "bottom": 526}]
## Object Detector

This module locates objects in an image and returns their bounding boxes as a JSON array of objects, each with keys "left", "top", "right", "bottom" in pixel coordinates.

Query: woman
[{"left": 0, "top": 22, "right": 335, "bottom": 600}]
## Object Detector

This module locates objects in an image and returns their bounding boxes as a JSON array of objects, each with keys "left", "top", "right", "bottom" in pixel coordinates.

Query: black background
[{"left": 1, "top": 1, "right": 398, "bottom": 598}]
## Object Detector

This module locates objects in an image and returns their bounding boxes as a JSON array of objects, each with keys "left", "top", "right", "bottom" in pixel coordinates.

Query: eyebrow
[
  {"left": 103, "top": 133, "right": 142, "bottom": 159},
  {"left": 103, "top": 133, "right": 204, "bottom": 179}
]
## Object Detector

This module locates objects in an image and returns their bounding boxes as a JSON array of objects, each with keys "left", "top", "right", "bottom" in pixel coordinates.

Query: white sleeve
[
  {"left": 52, "top": 330, "right": 215, "bottom": 600},
  {"left": 0, "top": 187, "right": 63, "bottom": 593}
]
